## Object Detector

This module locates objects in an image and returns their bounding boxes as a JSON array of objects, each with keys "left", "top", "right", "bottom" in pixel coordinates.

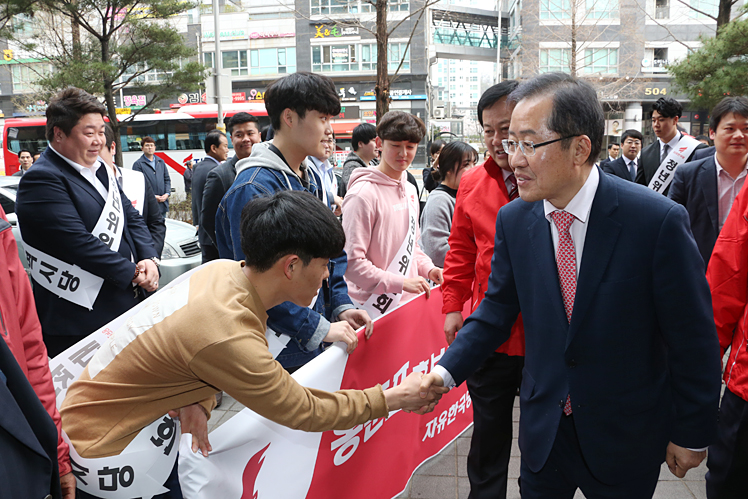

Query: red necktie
[
  {"left": 551, "top": 210, "right": 577, "bottom": 416},
  {"left": 508, "top": 173, "right": 519, "bottom": 200}
]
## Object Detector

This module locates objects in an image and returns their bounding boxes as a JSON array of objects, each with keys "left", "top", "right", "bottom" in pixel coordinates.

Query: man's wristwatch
[{"left": 150, "top": 257, "right": 161, "bottom": 268}]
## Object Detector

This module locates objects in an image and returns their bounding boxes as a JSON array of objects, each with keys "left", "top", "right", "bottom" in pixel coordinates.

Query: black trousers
[
  {"left": 465, "top": 352, "right": 523, "bottom": 499},
  {"left": 707, "top": 387, "right": 748, "bottom": 499},
  {"left": 520, "top": 414, "right": 660, "bottom": 499}
]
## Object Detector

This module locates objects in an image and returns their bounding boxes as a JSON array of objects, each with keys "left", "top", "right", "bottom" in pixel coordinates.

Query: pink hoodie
[{"left": 342, "top": 167, "right": 435, "bottom": 304}]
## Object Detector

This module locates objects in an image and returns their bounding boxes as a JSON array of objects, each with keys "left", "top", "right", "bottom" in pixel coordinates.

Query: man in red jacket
[
  {"left": 0, "top": 205, "right": 75, "bottom": 498},
  {"left": 706, "top": 180, "right": 748, "bottom": 499},
  {"left": 442, "top": 80, "right": 525, "bottom": 498}
]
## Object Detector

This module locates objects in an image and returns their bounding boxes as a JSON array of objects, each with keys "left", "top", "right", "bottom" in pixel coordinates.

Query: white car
[{"left": 0, "top": 176, "right": 202, "bottom": 286}]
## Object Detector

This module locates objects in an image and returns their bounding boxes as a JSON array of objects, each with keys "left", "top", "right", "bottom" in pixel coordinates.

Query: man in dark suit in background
[
  {"left": 200, "top": 113, "right": 260, "bottom": 263},
  {"left": 603, "top": 129, "right": 642, "bottom": 181},
  {"left": 190, "top": 130, "right": 228, "bottom": 229},
  {"left": 15, "top": 88, "right": 159, "bottom": 357},
  {"left": 133, "top": 136, "right": 171, "bottom": 217},
  {"left": 420, "top": 73, "right": 721, "bottom": 498},
  {"left": 599, "top": 142, "right": 619, "bottom": 169},
  {"left": 636, "top": 97, "right": 706, "bottom": 194},
  {"left": 668, "top": 96, "right": 748, "bottom": 268}
]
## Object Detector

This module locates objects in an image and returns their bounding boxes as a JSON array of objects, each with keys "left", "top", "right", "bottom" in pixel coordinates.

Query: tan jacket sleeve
[{"left": 188, "top": 325, "right": 388, "bottom": 432}]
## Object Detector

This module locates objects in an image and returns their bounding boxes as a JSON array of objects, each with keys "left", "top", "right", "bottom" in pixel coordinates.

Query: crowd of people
[{"left": 1, "top": 69, "right": 748, "bottom": 499}]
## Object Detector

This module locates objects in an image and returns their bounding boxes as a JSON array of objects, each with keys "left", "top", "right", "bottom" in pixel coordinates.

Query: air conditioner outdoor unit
[{"left": 434, "top": 108, "right": 445, "bottom": 118}]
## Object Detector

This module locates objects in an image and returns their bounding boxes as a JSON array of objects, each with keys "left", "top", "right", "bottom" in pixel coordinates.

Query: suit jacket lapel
[
  {"left": 699, "top": 157, "right": 719, "bottom": 235},
  {"left": 567, "top": 171, "right": 622, "bottom": 347},
  {"left": 527, "top": 203, "right": 568, "bottom": 327},
  {"left": 49, "top": 150, "right": 106, "bottom": 208}
]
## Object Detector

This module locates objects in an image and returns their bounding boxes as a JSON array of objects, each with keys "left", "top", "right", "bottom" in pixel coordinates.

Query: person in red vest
[
  {"left": 441, "top": 80, "right": 525, "bottom": 499},
  {"left": 706, "top": 172, "right": 748, "bottom": 499}
]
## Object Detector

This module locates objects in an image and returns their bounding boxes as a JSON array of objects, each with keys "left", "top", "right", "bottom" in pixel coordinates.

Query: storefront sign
[
  {"left": 232, "top": 92, "right": 246, "bottom": 103},
  {"left": 115, "top": 108, "right": 132, "bottom": 115},
  {"left": 202, "top": 29, "right": 246, "bottom": 40},
  {"left": 177, "top": 92, "right": 205, "bottom": 105},
  {"left": 338, "top": 86, "right": 358, "bottom": 102},
  {"left": 249, "top": 31, "right": 294, "bottom": 39},
  {"left": 314, "top": 24, "right": 359, "bottom": 38},
  {"left": 337, "top": 106, "right": 360, "bottom": 119},
  {"left": 123, "top": 95, "right": 147, "bottom": 107},
  {"left": 247, "top": 88, "right": 265, "bottom": 101}
]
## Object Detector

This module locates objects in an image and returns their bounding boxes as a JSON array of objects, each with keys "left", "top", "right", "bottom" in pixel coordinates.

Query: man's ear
[
  {"left": 281, "top": 109, "right": 296, "bottom": 130},
  {"left": 375, "top": 136, "right": 383, "bottom": 148},
  {"left": 282, "top": 254, "right": 301, "bottom": 280},
  {"left": 574, "top": 135, "right": 592, "bottom": 167}
]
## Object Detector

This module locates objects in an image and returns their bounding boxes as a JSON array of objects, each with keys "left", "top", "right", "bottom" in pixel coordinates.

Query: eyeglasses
[{"left": 501, "top": 136, "right": 578, "bottom": 156}]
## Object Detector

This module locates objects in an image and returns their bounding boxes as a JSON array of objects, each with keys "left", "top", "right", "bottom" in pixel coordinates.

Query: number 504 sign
[{"left": 644, "top": 87, "right": 669, "bottom": 96}]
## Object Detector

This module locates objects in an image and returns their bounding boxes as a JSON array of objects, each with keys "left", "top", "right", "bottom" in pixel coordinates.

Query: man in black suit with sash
[
  {"left": 636, "top": 97, "right": 706, "bottom": 195},
  {"left": 669, "top": 96, "right": 748, "bottom": 268},
  {"left": 15, "top": 88, "right": 159, "bottom": 357}
]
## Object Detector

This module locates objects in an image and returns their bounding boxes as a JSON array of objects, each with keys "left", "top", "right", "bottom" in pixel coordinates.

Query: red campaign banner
[{"left": 306, "top": 287, "right": 473, "bottom": 499}]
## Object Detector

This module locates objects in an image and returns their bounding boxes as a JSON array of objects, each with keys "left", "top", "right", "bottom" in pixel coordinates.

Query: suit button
[
  {"left": 569, "top": 360, "right": 577, "bottom": 368},
  {"left": 559, "top": 399, "right": 565, "bottom": 407}
]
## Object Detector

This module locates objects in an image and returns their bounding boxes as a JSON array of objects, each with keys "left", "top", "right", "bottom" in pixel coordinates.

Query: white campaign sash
[
  {"left": 120, "top": 168, "right": 146, "bottom": 215},
  {"left": 22, "top": 164, "right": 125, "bottom": 310},
  {"left": 63, "top": 418, "right": 180, "bottom": 499},
  {"left": 361, "top": 197, "right": 417, "bottom": 319},
  {"left": 50, "top": 265, "right": 207, "bottom": 499},
  {"left": 647, "top": 135, "right": 701, "bottom": 193}
]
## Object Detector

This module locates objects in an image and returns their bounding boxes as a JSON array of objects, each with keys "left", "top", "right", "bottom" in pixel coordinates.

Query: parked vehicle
[{"left": 0, "top": 176, "right": 201, "bottom": 286}]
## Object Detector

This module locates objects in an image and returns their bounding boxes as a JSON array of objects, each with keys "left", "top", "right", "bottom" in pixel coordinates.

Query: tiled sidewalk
[{"left": 207, "top": 394, "right": 708, "bottom": 499}]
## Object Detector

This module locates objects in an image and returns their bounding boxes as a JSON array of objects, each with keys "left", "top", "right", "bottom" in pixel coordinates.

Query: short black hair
[
  {"left": 204, "top": 130, "right": 226, "bottom": 154},
  {"left": 264, "top": 72, "right": 341, "bottom": 130},
  {"left": 652, "top": 97, "right": 683, "bottom": 119},
  {"left": 621, "top": 129, "right": 643, "bottom": 143},
  {"left": 260, "top": 125, "right": 272, "bottom": 142},
  {"left": 352, "top": 123, "right": 377, "bottom": 151},
  {"left": 103, "top": 123, "right": 115, "bottom": 152},
  {"left": 45, "top": 87, "right": 106, "bottom": 142},
  {"left": 607, "top": 143, "right": 619, "bottom": 150},
  {"left": 429, "top": 140, "right": 445, "bottom": 156},
  {"left": 432, "top": 141, "right": 475, "bottom": 183},
  {"left": 508, "top": 73, "right": 603, "bottom": 166},
  {"left": 18, "top": 149, "right": 33, "bottom": 158},
  {"left": 477, "top": 80, "right": 519, "bottom": 127},
  {"left": 377, "top": 111, "right": 426, "bottom": 143},
  {"left": 240, "top": 191, "right": 345, "bottom": 272},
  {"left": 228, "top": 112, "right": 259, "bottom": 135},
  {"left": 709, "top": 96, "right": 748, "bottom": 132}
]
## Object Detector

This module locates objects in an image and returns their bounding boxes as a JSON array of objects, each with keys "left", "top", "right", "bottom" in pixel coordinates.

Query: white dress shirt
[
  {"left": 714, "top": 154, "right": 748, "bottom": 230},
  {"left": 624, "top": 157, "right": 638, "bottom": 178},
  {"left": 502, "top": 167, "right": 514, "bottom": 194},
  {"left": 433, "top": 168, "right": 601, "bottom": 388},
  {"left": 49, "top": 145, "right": 108, "bottom": 200},
  {"left": 658, "top": 133, "right": 683, "bottom": 163}
]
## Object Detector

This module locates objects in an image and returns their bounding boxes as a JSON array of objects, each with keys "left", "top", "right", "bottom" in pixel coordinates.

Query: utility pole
[{"left": 212, "top": 0, "right": 225, "bottom": 133}]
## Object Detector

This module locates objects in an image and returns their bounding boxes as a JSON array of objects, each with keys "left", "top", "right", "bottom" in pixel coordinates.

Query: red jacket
[
  {"left": 442, "top": 157, "right": 525, "bottom": 356},
  {"left": 707, "top": 182, "right": 748, "bottom": 402},
  {"left": 0, "top": 205, "right": 71, "bottom": 476}
]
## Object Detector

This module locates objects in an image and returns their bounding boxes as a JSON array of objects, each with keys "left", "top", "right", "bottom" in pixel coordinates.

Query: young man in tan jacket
[{"left": 61, "top": 190, "right": 446, "bottom": 497}]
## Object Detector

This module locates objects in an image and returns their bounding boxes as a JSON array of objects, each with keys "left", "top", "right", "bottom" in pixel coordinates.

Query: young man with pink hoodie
[{"left": 342, "top": 111, "right": 443, "bottom": 318}]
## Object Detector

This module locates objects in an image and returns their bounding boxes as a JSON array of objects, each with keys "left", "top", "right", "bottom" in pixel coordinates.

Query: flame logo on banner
[
  {"left": 183, "top": 154, "right": 193, "bottom": 164},
  {"left": 241, "top": 443, "right": 271, "bottom": 499}
]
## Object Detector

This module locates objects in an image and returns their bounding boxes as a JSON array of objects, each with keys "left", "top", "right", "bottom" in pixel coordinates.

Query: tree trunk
[
  {"left": 71, "top": 18, "right": 81, "bottom": 61},
  {"left": 375, "top": 0, "right": 389, "bottom": 124},
  {"left": 716, "top": 0, "right": 731, "bottom": 33},
  {"left": 101, "top": 37, "right": 123, "bottom": 167},
  {"left": 570, "top": 0, "right": 577, "bottom": 76}
]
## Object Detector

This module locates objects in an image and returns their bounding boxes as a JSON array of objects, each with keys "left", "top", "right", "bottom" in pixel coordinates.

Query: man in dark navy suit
[
  {"left": 15, "top": 88, "right": 159, "bottom": 357},
  {"left": 420, "top": 73, "right": 721, "bottom": 498},
  {"left": 669, "top": 96, "right": 748, "bottom": 269},
  {"left": 133, "top": 136, "right": 171, "bottom": 217},
  {"left": 0, "top": 334, "right": 62, "bottom": 499},
  {"left": 602, "top": 129, "right": 642, "bottom": 182}
]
